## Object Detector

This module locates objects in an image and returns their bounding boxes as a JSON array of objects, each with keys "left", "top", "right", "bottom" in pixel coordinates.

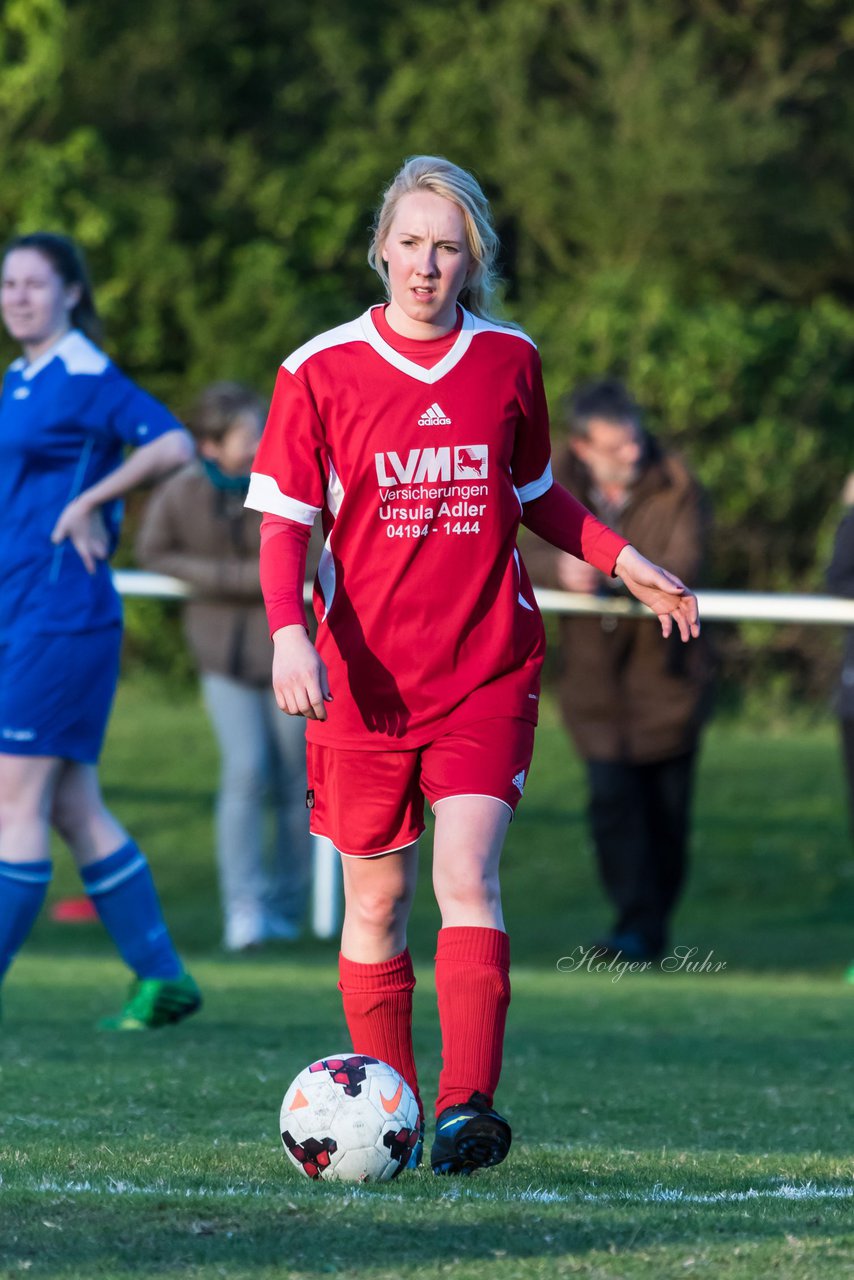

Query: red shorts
[{"left": 306, "top": 717, "right": 536, "bottom": 857}]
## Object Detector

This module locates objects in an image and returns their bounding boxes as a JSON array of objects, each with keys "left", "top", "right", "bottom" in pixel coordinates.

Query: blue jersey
[{"left": 0, "top": 329, "right": 180, "bottom": 639}]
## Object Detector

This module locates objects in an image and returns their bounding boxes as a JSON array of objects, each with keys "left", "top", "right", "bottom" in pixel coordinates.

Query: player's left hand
[
  {"left": 613, "top": 545, "right": 700, "bottom": 641},
  {"left": 51, "top": 498, "right": 109, "bottom": 574}
]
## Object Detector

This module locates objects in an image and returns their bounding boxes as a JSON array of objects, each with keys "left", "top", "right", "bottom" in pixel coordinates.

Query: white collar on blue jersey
[{"left": 15, "top": 329, "right": 107, "bottom": 382}]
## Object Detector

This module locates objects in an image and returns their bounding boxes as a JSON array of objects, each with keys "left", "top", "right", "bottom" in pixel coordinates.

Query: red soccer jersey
[{"left": 247, "top": 305, "right": 623, "bottom": 749}]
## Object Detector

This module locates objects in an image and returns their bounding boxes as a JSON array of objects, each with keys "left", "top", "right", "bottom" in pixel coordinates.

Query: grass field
[{"left": 1, "top": 679, "right": 853, "bottom": 1279}]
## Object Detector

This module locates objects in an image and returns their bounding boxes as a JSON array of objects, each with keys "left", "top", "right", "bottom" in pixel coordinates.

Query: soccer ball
[{"left": 279, "top": 1054, "right": 420, "bottom": 1182}]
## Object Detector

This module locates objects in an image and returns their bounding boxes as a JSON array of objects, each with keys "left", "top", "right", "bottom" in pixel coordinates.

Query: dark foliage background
[{"left": 3, "top": 0, "right": 854, "bottom": 702}]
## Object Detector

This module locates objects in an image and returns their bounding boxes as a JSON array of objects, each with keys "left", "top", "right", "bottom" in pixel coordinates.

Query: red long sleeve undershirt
[
  {"left": 520, "top": 483, "right": 628, "bottom": 573},
  {"left": 259, "top": 514, "right": 311, "bottom": 634},
  {"left": 258, "top": 487, "right": 628, "bottom": 638}
]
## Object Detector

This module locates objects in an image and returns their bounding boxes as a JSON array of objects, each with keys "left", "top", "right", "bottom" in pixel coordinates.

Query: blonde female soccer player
[
  {"left": 0, "top": 233, "right": 201, "bottom": 1029},
  {"left": 246, "top": 157, "right": 699, "bottom": 1173}
]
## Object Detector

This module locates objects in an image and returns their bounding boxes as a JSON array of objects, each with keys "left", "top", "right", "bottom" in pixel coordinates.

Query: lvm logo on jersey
[{"left": 374, "top": 445, "right": 489, "bottom": 486}]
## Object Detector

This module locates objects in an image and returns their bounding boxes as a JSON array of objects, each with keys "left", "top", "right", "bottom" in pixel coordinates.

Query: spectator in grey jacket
[{"left": 137, "top": 382, "right": 314, "bottom": 950}]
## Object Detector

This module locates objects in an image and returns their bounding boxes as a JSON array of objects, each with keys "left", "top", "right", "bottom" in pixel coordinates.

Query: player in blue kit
[{"left": 0, "top": 232, "right": 201, "bottom": 1028}]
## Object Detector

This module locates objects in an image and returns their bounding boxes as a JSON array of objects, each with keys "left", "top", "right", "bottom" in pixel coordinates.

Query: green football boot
[{"left": 99, "top": 973, "right": 202, "bottom": 1030}]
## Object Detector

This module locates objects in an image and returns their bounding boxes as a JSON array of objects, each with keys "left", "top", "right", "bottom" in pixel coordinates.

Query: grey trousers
[{"left": 201, "top": 672, "right": 311, "bottom": 943}]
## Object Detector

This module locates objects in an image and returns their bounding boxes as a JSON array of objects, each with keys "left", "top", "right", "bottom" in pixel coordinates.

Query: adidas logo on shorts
[
  {"left": 512, "top": 770, "right": 526, "bottom": 796},
  {"left": 418, "top": 402, "right": 452, "bottom": 426}
]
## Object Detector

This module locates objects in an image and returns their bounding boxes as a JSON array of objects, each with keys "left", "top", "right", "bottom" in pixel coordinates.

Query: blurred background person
[
  {"left": 524, "top": 378, "right": 714, "bottom": 961},
  {"left": 0, "top": 232, "right": 201, "bottom": 1029},
  {"left": 824, "top": 471, "right": 854, "bottom": 985},
  {"left": 137, "top": 381, "right": 336, "bottom": 951}
]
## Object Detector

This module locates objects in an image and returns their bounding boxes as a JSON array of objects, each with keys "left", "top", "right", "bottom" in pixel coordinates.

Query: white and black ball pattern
[{"left": 280, "top": 1053, "right": 420, "bottom": 1182}]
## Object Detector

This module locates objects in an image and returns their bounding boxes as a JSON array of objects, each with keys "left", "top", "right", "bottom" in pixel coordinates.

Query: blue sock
[
  {"left": 0, "top": 859, "right": 52, "bottom": 981},
  {"left": 80, "top": 840, "right": 182, "bottom": 980}
]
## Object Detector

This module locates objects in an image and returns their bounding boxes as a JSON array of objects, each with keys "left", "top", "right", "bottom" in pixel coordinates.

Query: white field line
[
  {"left": 3, "top": 1175, "right": 852, "bottom": 1206},
  {"left": 515, "top": 1183, "right": 854, "bottom": 1206}
]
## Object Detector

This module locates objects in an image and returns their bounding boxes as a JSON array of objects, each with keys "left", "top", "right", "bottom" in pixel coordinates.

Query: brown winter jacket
[
  {"left": 136, "top": 461, "right": 319, "bottom": 686},
  {"left": 522, "top": 436, "right": 714, "bottom": 763}
]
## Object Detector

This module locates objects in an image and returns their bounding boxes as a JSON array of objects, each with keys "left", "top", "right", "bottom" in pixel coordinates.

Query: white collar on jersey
[
  {"left": 357, "top": 304, "right": 476, "bottom": 385},
  {"left": 15, "top": 329, "right": 107, "bottom": 382}
]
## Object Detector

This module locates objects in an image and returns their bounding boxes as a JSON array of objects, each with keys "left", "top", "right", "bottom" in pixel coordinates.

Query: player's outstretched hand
[
  {"left": 613, "top": 545, "right": 700, "bottom": 642},
  {"left": 51, "top": 498, "right": 109, "bottom": 574},
  {"left": 272, "top": 624, "right": 333, "bottom": 720}
]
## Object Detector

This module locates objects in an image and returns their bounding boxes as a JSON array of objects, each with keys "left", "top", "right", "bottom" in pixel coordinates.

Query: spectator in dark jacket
[
  {"left": 524, "top": 379, "right": 714, "bottom": 960},
  {"left": 825, "top": 474, "right": 854, "bottom": 986},
  {"left": 137, "top": 383, "right": 318, "bottom": 950}
]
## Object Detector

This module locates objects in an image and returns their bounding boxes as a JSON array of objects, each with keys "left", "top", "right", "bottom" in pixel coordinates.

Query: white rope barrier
[
  {"left": 533, "top": 588, "right": 854, "bottom": 625},
  {"left": 115, "top": 570, "right": 193, "bottom": 600},
  {"left": 114, "top": 571, "right": 854, "bottom": 626}
]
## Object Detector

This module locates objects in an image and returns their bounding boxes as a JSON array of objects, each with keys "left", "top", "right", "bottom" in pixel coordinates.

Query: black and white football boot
[{"left": 430, "top": 1091, "right": 511, "bottom": 1175}]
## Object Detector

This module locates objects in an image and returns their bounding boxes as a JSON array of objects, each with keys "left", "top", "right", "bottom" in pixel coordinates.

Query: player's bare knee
[
  {"left": 50, "top": 801, "right": 83, "bottom": 847},
  {"left": 348, "top": 884, "right": 409, "bottom": 934},
  {"left": 435, "top": 867, "right": 500, "bottom": 914},
  {"left": 0, "top": 787, "right": 49, "bottom": 826},
  {"left": 50, "top": 782, "right": 103, "bottom": 846}
]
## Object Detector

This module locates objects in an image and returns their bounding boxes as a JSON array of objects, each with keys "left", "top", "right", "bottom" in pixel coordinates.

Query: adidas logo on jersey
[
  {"left": 418, "top": 402, "right": 452, "bottom": 426},
  {"left": 2, "top": 726, "right": 37, "bottom": 742},
  {"left": 512, "top": 770, "right": 526, "bottom": 796}
]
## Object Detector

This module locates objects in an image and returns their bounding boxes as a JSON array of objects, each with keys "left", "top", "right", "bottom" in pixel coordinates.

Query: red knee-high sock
[
  {"left": 338, "top": 949, "right": 423, "bottom": 1123},
  {"left": 434, "top": 926, "right": 511, "bottom": 1116}
]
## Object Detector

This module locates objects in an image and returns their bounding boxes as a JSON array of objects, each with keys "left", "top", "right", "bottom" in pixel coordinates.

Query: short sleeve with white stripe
[
  {"left": 246, "top": 365, "right": 329, "bottom": 527},
  {"left": 509, "top": 346, "right": 554, "bottom": 505}
]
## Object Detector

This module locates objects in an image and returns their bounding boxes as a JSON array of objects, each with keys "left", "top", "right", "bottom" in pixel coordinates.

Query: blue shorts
[{"left": 0, "top": 626, "right": 122, "bottom": 763}]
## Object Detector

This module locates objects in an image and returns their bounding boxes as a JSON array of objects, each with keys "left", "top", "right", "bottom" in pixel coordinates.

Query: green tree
[{"left": 3, "top": 0, "right": 854, "bottom": 694}]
